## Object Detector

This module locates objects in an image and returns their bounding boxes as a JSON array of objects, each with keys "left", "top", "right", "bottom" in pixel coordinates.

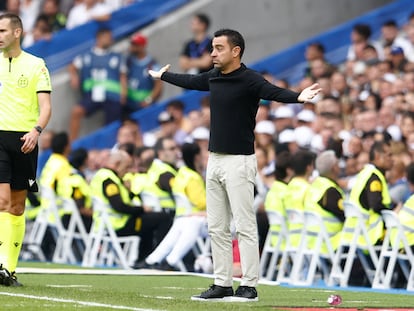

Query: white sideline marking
[
  {"left": 0, "top": 292, "right": 163, "bottom": 311},
  {"left": 46, "top": 284, "right": 92, "bottom": 288}
]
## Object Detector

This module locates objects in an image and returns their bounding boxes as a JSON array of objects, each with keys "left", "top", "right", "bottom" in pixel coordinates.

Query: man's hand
[
  {"left": 20, "top": 129, "right": 39, "bottom": 154},
  {"left": 149, "top": 64, "right": 171, "bottom": 79},
  {"left": 297, "top": 83, "right": 322, "bottom": 102}
]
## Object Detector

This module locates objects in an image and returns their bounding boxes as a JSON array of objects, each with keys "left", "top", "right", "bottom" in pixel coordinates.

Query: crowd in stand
[{"left": 6, "top": 4, "right": 414, "bottom": 285}]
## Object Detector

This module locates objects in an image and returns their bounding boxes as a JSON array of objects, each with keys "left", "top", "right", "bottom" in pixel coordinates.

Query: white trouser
[
  {"left": 206, "top": 152, "right": 259, "bottom": 287},
  {"left": 146, "top": 215, "right": 206, "bottom": 266}
]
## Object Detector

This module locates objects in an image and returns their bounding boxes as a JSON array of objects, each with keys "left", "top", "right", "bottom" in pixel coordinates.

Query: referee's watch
[{"left": 34, "top": 125, "right": 43, "bottom": 134}]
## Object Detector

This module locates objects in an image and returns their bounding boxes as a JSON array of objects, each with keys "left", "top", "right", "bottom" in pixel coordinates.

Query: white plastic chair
[
  {"left": 372, "top": 210, "right": 414, "bottom": 289},
  {"left": 24, "top": 186, "right": 65, "bottom": 261},
  {"left": 259, "top": 210, "right": 287, "bottom": 281},
  {"left": 328, "top": 201, "right": 380, "bottom": 287},
  {"left": 52, "top": 198, "right": 89, "bottom": 264},
  {"left": 82, "top": 198, "right": 139, "bottom": 269},
  {"left": 276, "top": 209, "right": 304, "bottom": 284},
  {"left": 289, "top": 211, "right": 337, "bottom": 286}
]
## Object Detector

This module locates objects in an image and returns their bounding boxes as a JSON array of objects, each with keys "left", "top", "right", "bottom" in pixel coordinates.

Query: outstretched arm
[{"left": 149, "top": 64, "right": 210, "bottom": 91}]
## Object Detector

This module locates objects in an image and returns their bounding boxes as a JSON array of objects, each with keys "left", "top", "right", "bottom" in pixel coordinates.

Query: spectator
[
  {"left": 380, "top": 20, "right": 412, "bottom": 57},
  {"left": 68, "top": 28, "right": 127, "bottom": 141},
  {"left": 124, "top": 33, "right": 163, "bottom": 115},
  {"left": 57, "top": 148, "right": 93, "bottom": 232},
  {"left": 347, "top": 141, "right": 393, "bottom": 246},
  {"left": 347, "top": 23, "right": 380, "bottom": 61},
  {"left": 304, "top": 150, "right": 345, "bottom": 252},
  {"left": 19, "top": 0, "right": 42, "bottom": 33},
  {"left": 166, "top": 100, "right": 192, "bottom": 139},
  {"left": 39, "top": 132, "right": 71, "bottom": 191},
  {"left": 40, "top": 0, "right": 66, "bottom": 32},
  {"left": 22, "top": 14, "right": 52, "bottom": 48},
  {"left": 179, "top": 13, "right": 213, "bottom": 74},
  {"left": 135, "top": 142, "right": 206, "bottom": 271},
  {"left": 389, "top": 46, "right": 410, "bottom": 74},
  {"left": 90, "top": 149, "right": 172, "bottom": 261},
  {"left": 66, "top": 0, "right": 112, "bottom": 30}
]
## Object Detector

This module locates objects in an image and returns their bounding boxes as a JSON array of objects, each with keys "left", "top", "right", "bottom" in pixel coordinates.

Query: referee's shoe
[{"left": 0, "top": 265, "right": 22, "bottom": 287}]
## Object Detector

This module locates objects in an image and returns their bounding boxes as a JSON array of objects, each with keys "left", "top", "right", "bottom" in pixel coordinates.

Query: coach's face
[{"left": 211, "top": 35, "right": 241, "bottom": 73}]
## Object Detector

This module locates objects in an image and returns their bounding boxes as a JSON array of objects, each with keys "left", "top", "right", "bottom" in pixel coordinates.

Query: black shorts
[{"left": 0, "top": 131, "right": 38, "bottom": 192}]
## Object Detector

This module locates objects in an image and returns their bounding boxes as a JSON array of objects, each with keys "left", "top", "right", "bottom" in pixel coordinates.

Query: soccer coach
[{"left": 149, "top": 28, "right": 320, "bottom": 301}]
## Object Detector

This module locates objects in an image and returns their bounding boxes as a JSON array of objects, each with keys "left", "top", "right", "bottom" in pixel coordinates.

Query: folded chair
[
  {"left": 259, "top": 210, "right": 287, "bottom": 281},
  {"left": 82, "top": 198, "right": 139, "bottom": 269},
  {"left": 372, "top": 210, "right": 414, "bottom": 289},
  {"left": 328, "top": 201, "right": 379, "bottom": 287}
]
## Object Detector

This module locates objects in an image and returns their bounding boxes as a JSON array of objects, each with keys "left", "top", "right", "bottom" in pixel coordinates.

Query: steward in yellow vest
[
  {"left": 264, "top": 151, "right": 293, "bottom": 248},
  {"left": 347, "top": 141, "right": 393, "bottom": 246},
  {"left": 304, "top": 150, "right": 345, "bottom": 253},
  {"left": 90, "top": 150, "right": 172, "bottom": 262},
  {"left": 145, "top": 138, "right": 178, "bottom": 215},
  {"left": 57, "top": 148, "right": 93, "bottom": 232},
  {"left": 284, "top": 150, "right": 316, "bottom": 248},
  {"left": 394, "top": 162, "right": 414, "bottom": 248}
]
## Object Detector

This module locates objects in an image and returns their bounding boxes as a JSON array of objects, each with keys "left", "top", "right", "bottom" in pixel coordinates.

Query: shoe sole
[
  {"left": 191, "top": 296, "right": 258, "bottom": 302},
  {"left": 191, "top": 295, "right": 233, "bottom": 302},
  {"left": 228, "top": 296, "right": 259, "bottom": 302}
]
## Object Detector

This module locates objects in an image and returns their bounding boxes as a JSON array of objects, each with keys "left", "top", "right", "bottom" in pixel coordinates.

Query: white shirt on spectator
[{"left": 66, "top": 2, "right": 112, "bottom": 30}]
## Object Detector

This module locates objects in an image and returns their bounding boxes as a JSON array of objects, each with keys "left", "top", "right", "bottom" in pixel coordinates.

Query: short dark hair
[
  {"left": 167, "top": 100, "right": 185, "bottom": 111},
  {"left": 214, "top": 28, "right": 245, "bottom": 59},
  {"left": 181, "top": 143, "right": 200, "bottom": 171},
  {"left": 353, "top": 23, "right": 371, "bottom": 40},
  {"left": 406, "top": 162, "right": 414, "bottom": 184},
  {"left": 291, "top": 150, "right": 315, "bottom": 176},
  {"left": 308, "top": 42, "right": 325, "bottom": 54},
  {"left": 369, "top": 140, "right": 390, "bottom": 162},
  {"left": 0, "top": 13, "right": 23, "bottom": 31},
  {"left": 274, "top": 151, "right": 291, "bottom": 181},
  {"left": 69, "top": 148, "right": 88, "bottom": 170},
  {"left": 382, "top": 20, "right": 398, "bottom": 28},
  {"left": 195, "top": 13, "right": 210, "bottom": 30},
  {"left": 51, "top": 132, "right": 69, "bottom": 154}
]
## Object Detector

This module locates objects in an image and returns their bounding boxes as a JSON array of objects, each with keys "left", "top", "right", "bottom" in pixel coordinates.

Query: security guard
[
  {"left": 144, "top": 137, "right": 178, "bottom": 217},
  {"left": 284, "top": 150, "right": 315, "bottom": 248},
  {"left": 90, "top": 150, "right": 172, "bottom": 262},
  {"left": 304, "top": 150, "right": 345, "bottom": 253},
  {"left": 347, "top": 140, "right": 393, "bottom": 246},
  {"left": 264, "top": 151, "right": 292, "bottom": 247}
]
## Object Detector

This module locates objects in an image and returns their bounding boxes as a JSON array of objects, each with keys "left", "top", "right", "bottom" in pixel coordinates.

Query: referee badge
[{"left": 17, "top": 76, "right": 29, "bottom": 88}]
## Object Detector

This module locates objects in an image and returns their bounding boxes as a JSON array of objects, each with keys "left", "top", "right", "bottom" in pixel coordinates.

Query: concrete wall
[{"left": 49, "top": 0, "right": 392, "bottom": 135}]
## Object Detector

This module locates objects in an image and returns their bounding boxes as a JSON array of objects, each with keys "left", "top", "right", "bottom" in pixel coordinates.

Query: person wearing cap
[
  {"left": 68, "top": 28, "right": 127, "bottom": 141},
  {"left": 390, "top": 46, "right": 409, "bottom": 74},
  {"left": 149, "top": 28, "right": 321, "bottom": 301},
  {"left": 124, "top": 33, "right": 163, "bottom": 115},
  {"left": 271, "top": 105, "right": 295, "bottom": 134},
  {"left": 255, "top": 120, "right": 276, "bottom": 167},
  {"left": 179, "top": 13, "right": 213, "bottom": 74}
]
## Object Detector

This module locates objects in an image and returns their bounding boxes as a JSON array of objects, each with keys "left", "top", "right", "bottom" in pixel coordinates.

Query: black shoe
[
  {"left": 131, "top": 260, "right": 155, "bottom": 270},
  {"left": 233, "top": 286, "right": 258, "bottom": 302},
  {"left": 191, "top": 284, "right": 234, "bottom": 301},
  {"left": 158, "top": 260, "right": 179, "bottom": 272},
  {"left": 0, "top": 267, "right": 22, "bottom": 287}
]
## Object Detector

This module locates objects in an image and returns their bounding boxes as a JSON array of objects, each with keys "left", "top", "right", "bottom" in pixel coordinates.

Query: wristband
[{"left": 34, "top": 125, "right": 43, "bottom": 134}]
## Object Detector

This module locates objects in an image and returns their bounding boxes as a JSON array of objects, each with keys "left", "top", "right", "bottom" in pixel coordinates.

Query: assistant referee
[{"left": 0, "top": 13, "right": 52, "bottom": 286}]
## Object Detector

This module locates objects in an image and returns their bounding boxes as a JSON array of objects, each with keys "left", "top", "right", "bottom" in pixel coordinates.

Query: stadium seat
[
  {"left": 82, "top": 198, "right": 140, "bottom": 269},
  {"left": 276, "top": 209, "right": 304, "bottom": 284},
  {"left": 52, "top": 198, "right": 89, "bottom": 264},
  {"left": 328, "top": 201, "right": 379, "bottom": 287},
  {"left": 289, "top": 211, "right": 336, "bottom": 286},
  {"left": 259, "top": 210, "right": 287, "bottom": 281},
  {"left": 372, "top": 210, "right": 414, "bottom": 290},
  {"left": 24, "top": 186, "right": 65, "bottom": 261}
]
